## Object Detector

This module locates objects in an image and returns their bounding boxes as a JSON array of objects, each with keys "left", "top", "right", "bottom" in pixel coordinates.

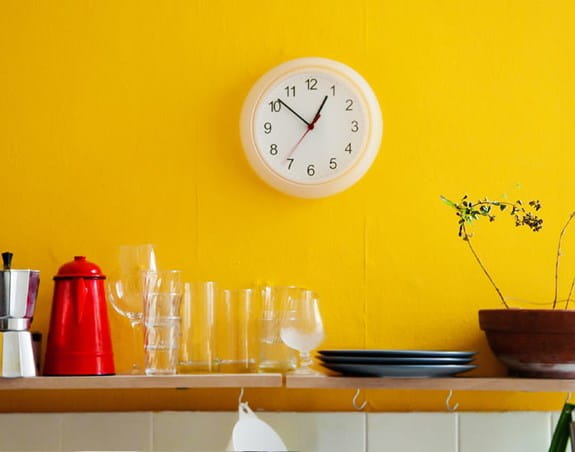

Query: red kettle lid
[{"left": 54, "top": 256, "right": 106, "bottom": 279}]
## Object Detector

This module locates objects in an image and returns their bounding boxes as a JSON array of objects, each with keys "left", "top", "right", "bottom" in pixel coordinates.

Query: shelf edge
[{"left": 0, "top": 374, "right": 284, "bottom": 390}]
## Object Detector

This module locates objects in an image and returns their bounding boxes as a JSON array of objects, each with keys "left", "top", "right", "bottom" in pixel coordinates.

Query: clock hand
[
  {"left": 286, "top": 128, "right": 313, "bottom": 159},
  {"left": 310, "top": 95, "right": 328, "bottom": 126},
  {"left": 277, "top": 99, "right": 310, "bottom": 126},
  {"left": 285, "top": 95, "right": 329, "bottom": 160}
]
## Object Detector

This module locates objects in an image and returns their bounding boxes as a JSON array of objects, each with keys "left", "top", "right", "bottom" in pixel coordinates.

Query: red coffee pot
[{"left": 44, "top": 256, "right": 115, "bottom": 375}]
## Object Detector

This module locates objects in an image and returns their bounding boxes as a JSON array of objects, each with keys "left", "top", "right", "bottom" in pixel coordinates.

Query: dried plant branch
[
  {"left": 441, "top": 195, "right": 543, "bottom": 309},
  {"left": 554, "top": 212, "right": 575, "bottom": 309},
  {"left": 565, "top": 277, "right": 575, "bottom": 310},
  {"left": 460, "top": 223, "right": 509, "bottom": 308}
]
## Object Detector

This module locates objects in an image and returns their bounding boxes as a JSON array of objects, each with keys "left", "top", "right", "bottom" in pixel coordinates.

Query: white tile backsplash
[
  {"left": 153, "top": 411, "right": 236, "bottom": 452},
  {"left": 459, "top": 412, "right": 551, "bottom": 452},
  {"left": 0, "top": 410, "right": 559, "bottom": 451},
  {"left": 152, "top": 411, "right": 365, "bottom": 452},
  {"left": 61, "top": 412, "right": 152, "bottom": 451},
  {"left": 367, "top": 412, "right": 457, "bottom": 452},
  {"left": 259, "top": 412, "right": 366, "bottom": 452},
  {"left": 0, "top": 413, "right": 61, "bottom": 451}
]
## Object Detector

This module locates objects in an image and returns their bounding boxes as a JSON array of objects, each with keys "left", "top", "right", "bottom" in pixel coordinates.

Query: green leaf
[
  {"left": 549, "top": 403, "right": 575, "bottom": 452},
  {"left": 440, "top": 195, "right": 457, "bottom": 209}
]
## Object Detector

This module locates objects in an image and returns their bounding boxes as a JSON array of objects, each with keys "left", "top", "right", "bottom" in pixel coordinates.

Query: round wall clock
[{"left": 240, "top": 57, "right": 383, "bottom": 198}]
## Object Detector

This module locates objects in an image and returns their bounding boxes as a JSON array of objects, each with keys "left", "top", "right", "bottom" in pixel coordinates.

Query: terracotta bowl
[{"left": 478, "top": 308, "right": 575, "bottom": 378}]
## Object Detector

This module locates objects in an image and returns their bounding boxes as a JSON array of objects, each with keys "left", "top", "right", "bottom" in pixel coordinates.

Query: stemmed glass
[
  {"left": 280, "top": 289, "right": 325, "bottom": 375},
  {"left": 107, "top": 244, "right": 157, "bottom": 374}
]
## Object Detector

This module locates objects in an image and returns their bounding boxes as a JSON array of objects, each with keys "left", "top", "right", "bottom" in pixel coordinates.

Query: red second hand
[{"left": 285, "top": 113, "right": 321, "bottom": 160}]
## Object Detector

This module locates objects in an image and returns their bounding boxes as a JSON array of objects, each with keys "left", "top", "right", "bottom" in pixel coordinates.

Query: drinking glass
[
  {"left": 280, "top": 290, "right": 324, "bottom": 375},
  {"left": 179, "top": 281, "right": 217, "bottom": 373},
  {"left": 107, "top": 244, "right": 157, "bottom": 374},
  {"left": 216, "top": 288, "right": 258, "bottom": 373},
  {"left": 258, "top": 286, "right": 298, "bottom": 373},
  {"left": 143, "top": 270, "right": 183, "bottom": 375}
]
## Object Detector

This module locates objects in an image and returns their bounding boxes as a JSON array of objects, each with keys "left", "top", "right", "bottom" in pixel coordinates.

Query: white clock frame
[{"left": 240, "top": 57, "right": 383, "bottom": 198}]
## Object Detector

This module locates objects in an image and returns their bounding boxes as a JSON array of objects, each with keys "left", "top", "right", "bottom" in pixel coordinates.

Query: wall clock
[{"left": 240, "top": 57, "right": 383, "bottom": 198}]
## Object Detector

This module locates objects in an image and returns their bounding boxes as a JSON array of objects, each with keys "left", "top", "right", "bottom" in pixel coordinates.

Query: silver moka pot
[{"left": 0, "top": 252, "right": 40, "bottom": 377}]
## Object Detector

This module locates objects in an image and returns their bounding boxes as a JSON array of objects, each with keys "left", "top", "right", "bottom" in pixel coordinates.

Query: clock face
[
  {"left": 253, "top": 70, "right": 368, "bottom": 184},
  {"left": 241, "top": 58, "right": 382, "bottom": 198}
]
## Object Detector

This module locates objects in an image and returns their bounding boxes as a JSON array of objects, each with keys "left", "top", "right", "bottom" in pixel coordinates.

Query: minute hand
[{"left": 277, "top": 99, "right": 310, "bottom": 126}]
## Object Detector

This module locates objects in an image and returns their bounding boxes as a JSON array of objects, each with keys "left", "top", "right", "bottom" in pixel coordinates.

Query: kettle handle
[
  {"left": 74, "top": 278, "right": 87, "bottom": 324},
  {"left": 2, "top": 252, "right": 13, "bottom": 270}
]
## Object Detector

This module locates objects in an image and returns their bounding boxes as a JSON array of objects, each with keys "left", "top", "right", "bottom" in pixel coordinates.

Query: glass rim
[{"left": 142, "top": 269, "right": 182, "bottom": 274}]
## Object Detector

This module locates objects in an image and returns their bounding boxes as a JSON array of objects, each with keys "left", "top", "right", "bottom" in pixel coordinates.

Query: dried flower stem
[
  {"left": 461, "top": 223, "right": 509, "bottom": 309},
  {"left": 554, "top": 212, "right": 575, "bottom": 309},
  {"left": 565, "top": 277, "right": 575, "bottom": 309},
  {"left": 442, "top": 195, "right": 542, "bottom": 308}
]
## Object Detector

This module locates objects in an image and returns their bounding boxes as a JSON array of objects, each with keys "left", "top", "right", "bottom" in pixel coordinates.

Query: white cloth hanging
[{"left": 226, "top": 402, "right": 288, "bottom": 451}]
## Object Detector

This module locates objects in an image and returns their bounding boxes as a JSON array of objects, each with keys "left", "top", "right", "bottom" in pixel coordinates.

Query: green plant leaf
[
  {"left": 440, "top": 195, "right": 457, "bottom": 209},
  {"left": 549, "top": 403, "right": 575, "bottom": 452}
]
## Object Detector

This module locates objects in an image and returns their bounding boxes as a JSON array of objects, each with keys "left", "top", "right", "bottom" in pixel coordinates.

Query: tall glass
[
  {"left": 143, "top": 270, "right": 183, "bottom": 376},
  {"left": 107, "top": 244, "right": 157, "bottom": 374},
  {"left": 217, "top": 288, "right": 258, "bottom": 373},
  {"left": 258, "top": 286, "right": 298, "bottom": 373},
  {"left": 179, "top": 281, "right": 217, "bottom": 373}
]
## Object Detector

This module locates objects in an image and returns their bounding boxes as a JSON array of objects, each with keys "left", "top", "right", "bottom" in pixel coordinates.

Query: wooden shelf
[
  {"left": 0, "top": 373, "right": 283, "bottom": 390},
  {"left": 285, "top": 374, "right": 575, "bottom": 392},
  {"left": 2, "top": 373, "right": 575, "bottom": 392}
]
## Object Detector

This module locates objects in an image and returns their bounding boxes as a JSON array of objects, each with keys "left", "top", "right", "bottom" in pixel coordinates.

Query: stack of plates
[{"left": 317, "top": 349, "right": 477, "bottom": 377}]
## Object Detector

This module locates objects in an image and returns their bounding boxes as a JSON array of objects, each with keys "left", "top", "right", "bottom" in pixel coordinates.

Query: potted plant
[{"left": 442, "top": 195, "right": 575, "bottom": 378}]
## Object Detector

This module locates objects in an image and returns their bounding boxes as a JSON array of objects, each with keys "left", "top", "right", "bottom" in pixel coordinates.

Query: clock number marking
[
  {"left": 269, "top": 100, "right": 281, "bottom": 113},
  {"left": 329, "top": 157, "right": 338, "bottom": 170},
  {"left": 307, "top": 164, "right": 316, "bottom": 176},
  {"left": 305, "top": 78, "right": 318, "bottom": 90},
  {"left": 285, "top": 85, "right": 296, "bottom": 97},
  {"left": 256, "top": 70, "right": 369, "bottom": 183}
]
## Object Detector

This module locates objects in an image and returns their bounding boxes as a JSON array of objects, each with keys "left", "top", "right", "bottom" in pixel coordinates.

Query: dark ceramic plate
[
  {"left": 320, "top": 362, "right": 477, "bottom": 378},
  {"left": 317, "top": 355, "right": 475, "bottom": 365},
  {"left": 318, "top": 349, "right": 477, "bottom": 359}
]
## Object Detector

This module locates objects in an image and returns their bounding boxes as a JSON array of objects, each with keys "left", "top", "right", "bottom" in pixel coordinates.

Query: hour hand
[{"left": 277, "top": 99, "right": 310, "bottom": 126}]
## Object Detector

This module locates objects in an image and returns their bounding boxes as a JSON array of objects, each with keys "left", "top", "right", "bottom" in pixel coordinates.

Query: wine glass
[
  {"left": 280, "top": 289, "right": 324, "bottom": 375},
  {"left": 107, "top": 244, "right": 157, "bottom": 374}
]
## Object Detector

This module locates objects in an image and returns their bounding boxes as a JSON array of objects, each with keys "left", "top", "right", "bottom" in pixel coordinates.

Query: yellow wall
[{"left": 1, "top": 0, "right": 575, "bottom": 412}]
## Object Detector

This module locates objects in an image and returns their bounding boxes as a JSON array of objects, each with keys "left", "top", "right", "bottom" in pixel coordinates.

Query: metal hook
[
  {"left": 352, "top": 388, "right": 367, "bottom": 411},
  {"left": 238, "top": 387, "right": 245, "bottom": 405},
  {"left": 445, "top": 390, "right": 459, "bottom": 412},
  {"left": 565, "top": 392, "right": 572, "bottom": 404}
]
